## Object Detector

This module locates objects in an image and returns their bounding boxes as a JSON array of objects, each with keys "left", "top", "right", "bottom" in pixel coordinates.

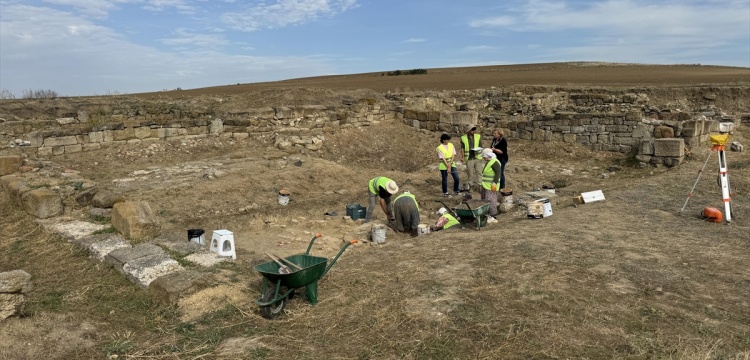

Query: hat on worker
[
  {"left": 466, "top": 125, "right": 477, "bottom": 132},
  {"left": 437, "top": 207, "right": 447, "bottom": 215},
  {"left": 386, "top": 180, "right": 399, "bottom": 194},
  {"left": 481, "top": 148, "right": 495, "bottom": 158}
]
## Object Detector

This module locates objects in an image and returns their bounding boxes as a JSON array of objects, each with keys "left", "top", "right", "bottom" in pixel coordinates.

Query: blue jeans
[
  {"left": 499, "top": 159, "right": 507, "bottom": 189},
  {"left": 440, "top": 167, "right": 460, "bottom": 193}
]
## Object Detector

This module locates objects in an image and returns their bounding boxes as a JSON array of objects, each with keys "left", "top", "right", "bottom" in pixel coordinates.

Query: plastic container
[
  {"left": 417, "top": 224, "right": 430, "bottom": 236},
  {"left": 187, "top": 229, "right": 205, "bottom": 245},
  {"left": 346, "top": 204, "right": 366, "bottom": 220},
  {"left": 371, "top": 225, "right": 387, "bottom": 244},
  {"left": 539, "top": 198, "right": 553, "bottom": 217},
  {"left": 500, "top": 188, "right": 513, "bottom": 205},
  {"left": 278, "top": 189, "right": 290, "bottom": 205}
]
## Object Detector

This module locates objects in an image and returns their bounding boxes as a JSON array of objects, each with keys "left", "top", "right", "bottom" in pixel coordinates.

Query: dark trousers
[
  {"left": 441, "top": 167, "right": 460, "bottom": 193},
  {"left": 499, "top": 159, "right": 507, "bottom": 189}
]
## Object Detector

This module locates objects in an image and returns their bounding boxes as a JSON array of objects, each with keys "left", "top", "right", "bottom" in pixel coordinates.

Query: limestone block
[
  {"left": 149, "top": 270, "right": 207, "bottom": 305},
  {"left": 0, "top": 293, "right": 26, "bottom": 321},
  {"left": 92, "top": 190, "right": 125, "bottom": 208},
  {"left": 64, "top": 144, "right": 83, "bottom": 153},
  {"left": 640, "top": 140, "right": 654, "bottom": 155},
  {"left": 0, "top": 270, "right": 32, "bottom": 293},
  {"left": 563, "top": 133, "right": 577, "bottom": 143},
  {"left": 112, "top": 200, "right": 161, "bottom": 240},
  {"left": 113, "top": 128, "right": 135, "bottom": 141},
  {"left": 105, "top": 243, "right": 165, "bottom": 271},
  {"left": 210, "top": 119, "right": 224, "bottom": 134},
  {"left": 654, "top": 126, "right": 674, "bottom": 138},
  {"left": 21, "top": 189, "right": 63, "bottom": 219},
  {"left": 43, "top": 136, "right": 78, "bottom": 147},
  {"left": 122, "top": 254, "right": 183, "bottom": 288},
  {"left": 37, "top": 147, "right": 52, "bottom": 157},
  {"left": 52, "top": 146, "right": 65, "bottom": 156},
  {"left": 0, "top": 155, "right": 23, "bottom": 176},
  {"left": 654, "top": 138, "right": 685, "bottom": 157},
  {"left": 89, "top": 235, "right": 131, "bottom": 261},
  {"left": 134, "top": 127, "right": 151, "bottom": 139}
]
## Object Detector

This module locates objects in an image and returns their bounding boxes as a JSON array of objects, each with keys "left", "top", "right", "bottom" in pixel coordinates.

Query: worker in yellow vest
[
  {"left": 480, "top": 148, "right": 501, "bottom": 223},
  {"left": 392, "top": 191, "right": 420, "bottom": 235},
  {"left": 460, "top": 125, "right": 483, "bottom": 192},
  {"left": 436, "top": 133, "right": 460, "bottom": 197},
  {"left": 365, "top": 176, "right": 398, "bottom": 223},
  {"left": 431, "top": 207, "right": 460, "bottom": 231}
]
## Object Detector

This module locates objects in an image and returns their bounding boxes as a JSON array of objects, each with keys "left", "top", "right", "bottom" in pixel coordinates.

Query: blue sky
[{"left": 1, "top": 0, "right": 748, "bottom": 96}]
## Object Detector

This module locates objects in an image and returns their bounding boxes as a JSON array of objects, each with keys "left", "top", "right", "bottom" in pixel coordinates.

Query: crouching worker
[
  {"left": 392, "top": 191, "right": 420, "bottom": 235},
  {"left": 365, "top": 176, "right": 398, "bottom": 223},
  {"left": 431, "top": 207, "right": 460, "bottom": 232}
]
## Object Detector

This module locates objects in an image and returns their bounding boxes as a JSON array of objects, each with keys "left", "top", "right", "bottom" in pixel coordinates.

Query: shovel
[
  {"left": 275, "top": 255, "right": 303, "bottom": 271},
  {"left": 434, "top": 200, "right": 460, "bottom": 218},
  {"left": 265, "top": 253, "right": 292, "bottom": 274}
]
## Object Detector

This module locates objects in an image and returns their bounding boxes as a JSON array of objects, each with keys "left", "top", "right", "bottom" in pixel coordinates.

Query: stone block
[
  {"left": 663, "top": 156, "right": 685, "bottom": 168},
  {"left": 0, "top": 155, "right": 23, "bottom": 176},
  {"left": 640, "top": 140, "right": 654, "bottom": 155},
  {"left": 0, "top": 293, "right": 26, "bottom": 321},
  {"left": 64, "top": 144, "right": 83, "bottom": 153},
  {"left": 0, "top": 270, "right": 32, "bottom": 293},
  {"left": 112, "top": 200, "right": 161, "bottom": 240},
  {"left": 134, "top": 127, "right": 151, "bottom": 139},
  {"left": 681, "top": 120, "right": 703, "bottom": 137},
  {"left": 89, "top": 235, "right": 131, "bottom": 261},
  {"left": 149, "top": 270, "right": 208, "bottom": 305},
  {"left": 654, "top": 138, "right": 685, "bottom": 157},
  {"left": 105, "top": 243, "right": 165, "bottom": 270},
  {"left": 43, "top": 136, "right": 78, "bottom": 147},
  {"left": 654, "top": 125, "right": 674, "bottom": 138},
  {"left": 21, "top": 189, "right": 63, "bottom": 219},
  {"left": 92, "top": 190, "right": 125, "bottom": 208},
  {"left": 122, "top": 254, "right": 183, "bottom": 288}
]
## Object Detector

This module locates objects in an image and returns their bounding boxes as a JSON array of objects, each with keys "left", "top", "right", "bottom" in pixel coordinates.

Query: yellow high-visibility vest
[
  {"left": 482, "top": 158, "right": 500, "bottom": 190},
  {"left": 394, "top": 192, "right": 419, "bottom": 211},
  {"left": 436, "top": 143, "right": 456, "bottom": 170},
  {"left": 368, "top": 177, "right": 394, "bottom": 195},
  {"left": 460, "top": 134, "right": 481, "bottom": 161}
]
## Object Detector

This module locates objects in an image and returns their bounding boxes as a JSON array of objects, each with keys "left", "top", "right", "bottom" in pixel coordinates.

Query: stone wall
[{"left": 1, "top": 86, "right": 747, "bottom": 168}]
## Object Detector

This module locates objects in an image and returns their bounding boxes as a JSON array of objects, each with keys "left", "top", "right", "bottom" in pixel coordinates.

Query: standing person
[
  {"left": 365, "top": 176, "right": 398, "bottom": 223},
  {"left": 436, "top": 133, "right": 460, "bottom": 197},
  {"left": 392, "top": 191, "right": 420, "bottom": 235},
  {"left": 480, "top": 148, "right": 501, "bottom": 224},
  {"left": 490, "top": 129, "right": 509, "bottom": 189},
  {"left": 431, "top": 207, "right": 460, "bottom": 231},
  {"left": 460, "top": 125, "right": 483, "bottom": 192}
]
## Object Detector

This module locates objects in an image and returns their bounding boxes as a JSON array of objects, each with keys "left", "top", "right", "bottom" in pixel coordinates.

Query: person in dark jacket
[{"left": 490, "top": 128, "right": 509, "bottom": 189}]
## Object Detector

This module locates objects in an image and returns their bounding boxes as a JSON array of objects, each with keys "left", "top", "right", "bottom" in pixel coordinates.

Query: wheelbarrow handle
[
  {"left": 305, "top": 233, "right": 323, "bottom": 255},
  {"left": 321, "top": 239, "right": 357, "bottom": 278}
]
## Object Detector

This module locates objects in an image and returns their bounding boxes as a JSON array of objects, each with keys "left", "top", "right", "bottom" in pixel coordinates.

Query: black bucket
[{"left": 187, "top": 229, "right": 205, "bottom": 244}]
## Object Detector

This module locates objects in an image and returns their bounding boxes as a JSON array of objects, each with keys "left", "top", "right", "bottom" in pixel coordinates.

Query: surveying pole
[
  {"left": 680, "top": 132, "right": 734, "bottom": 224},
  {"left": 712, "top": 134, "right": 733, "bottom": 223}
]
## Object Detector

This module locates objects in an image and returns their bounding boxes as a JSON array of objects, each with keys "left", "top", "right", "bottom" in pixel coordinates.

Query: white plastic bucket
[
  {"left": 539, "top": 198, "right": 553, "bottom": 217},
  {"left": 278, "top": 190, "right": 290, "bottom": 205},
  {"left": 371, "top": 225, "right": 387, "bottom": 244},
  {"left": 417, "top": 224, "right": 430, "bottom": 236},
  {"left": 500, "top": 188, "right": 513, "bottom": 205}
]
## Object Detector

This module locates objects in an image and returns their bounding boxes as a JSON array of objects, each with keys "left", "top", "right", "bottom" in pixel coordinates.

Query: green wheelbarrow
[
  {"left": 255, "top": 234, "right": 357, "bottom": 319},
  {"left": 452, "top": 199, "right": 491, "bottom": 231}
]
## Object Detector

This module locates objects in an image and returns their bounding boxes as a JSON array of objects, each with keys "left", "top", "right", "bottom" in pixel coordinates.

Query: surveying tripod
[{"left": 680, "top": 133, "right": 734, "bottom": 223}]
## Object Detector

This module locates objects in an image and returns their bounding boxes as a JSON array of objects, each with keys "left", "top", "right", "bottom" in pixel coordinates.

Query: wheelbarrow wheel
[{"left": 259, "top": 287, "right": 286, "bottom": 319}]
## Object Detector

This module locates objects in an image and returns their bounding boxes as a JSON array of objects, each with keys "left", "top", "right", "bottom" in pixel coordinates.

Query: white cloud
[
  {"left": 221, "top": 0, "right": 359, "bottom": 32},
  {"left": 404, "top": 38, "right": 426, "bottom": 43},
  {"left": 0, "top": 4, "right": 334, "bottom": 95},
  {"left": 463, "top": 45, "right": 501, "bottom": 53},
  {"left": 160, "top": 28, "right": 230, "bottom": 48}
]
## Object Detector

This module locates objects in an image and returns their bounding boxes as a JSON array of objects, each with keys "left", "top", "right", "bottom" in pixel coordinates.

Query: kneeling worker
[
  {"left": 431, "top": 207, "right": 460, "bottom": 231},
  {"left": 392, "top": 191, "right": 420, "bottom": 235},
  {"left": 365, "top": 176, "right": 398, "bottom": 223}
]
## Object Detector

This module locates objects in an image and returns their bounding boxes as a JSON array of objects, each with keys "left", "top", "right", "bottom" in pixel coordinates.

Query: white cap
[
  {"left": 481, "top": 148, "right": 495, "bottom": 158},
  {"left": 437, "top": 207, "right": 447, "bottom": 215}
]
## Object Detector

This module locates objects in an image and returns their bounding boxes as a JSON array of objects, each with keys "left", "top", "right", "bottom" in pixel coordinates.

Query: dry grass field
[{"left": 1, "top": 63, "right": 750, "bottom": 359}]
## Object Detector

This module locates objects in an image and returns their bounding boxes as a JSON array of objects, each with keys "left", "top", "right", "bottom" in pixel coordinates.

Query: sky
[{"left": 1, "top": 0, "right": 749, "bottom": 97}]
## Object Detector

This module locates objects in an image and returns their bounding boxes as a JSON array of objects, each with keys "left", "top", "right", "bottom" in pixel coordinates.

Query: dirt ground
[{"left": 1, "top": 63, "right": 750, "bottom": 359}]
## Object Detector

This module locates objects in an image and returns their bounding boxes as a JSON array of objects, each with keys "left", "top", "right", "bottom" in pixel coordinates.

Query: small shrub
[
  {"left": 93, "top": 226, "right": 117, "bottom": 235},
  {"left": 21, "top": 89, "right": 58, "bottom": 99}
]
